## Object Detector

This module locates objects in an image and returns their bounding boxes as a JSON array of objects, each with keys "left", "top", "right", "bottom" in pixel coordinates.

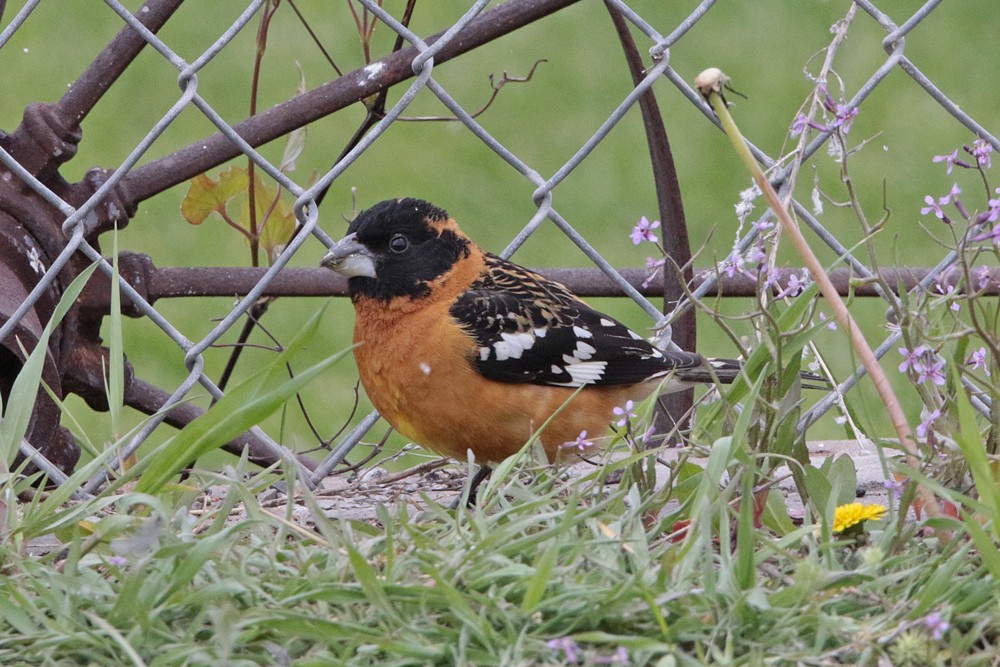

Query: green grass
[{"left": 1, "top": 449, "right": 998, "bottom": 666}]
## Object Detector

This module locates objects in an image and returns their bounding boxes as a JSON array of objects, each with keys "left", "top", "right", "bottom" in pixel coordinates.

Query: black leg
[{"left": 451, "top": 465, "right": 493, "bottom": 509}]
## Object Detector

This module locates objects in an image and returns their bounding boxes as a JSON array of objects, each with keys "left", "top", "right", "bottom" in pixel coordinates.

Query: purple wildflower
[
  {"left": 775, "top": 272, "right": 807, "bottom": 299},
  {"left": 564, "top": 431, "right": 593, "bottom": 452},
  {"left": 612, "top": 400, "right": 637, "bottom": 428},
  {"left": 642, "top": 257, "right": 666, "bottom": 289},
  {"left": 971, "top": 138, "right": 993, "bottom": 170},
  {"left": 884, "top": 478, "right": 905, "bottom": 499},
  {"left": 973, "top": 223, "right": 1000, "bottom": 246},
  {"left": 938, "top": 183, "right": 961, "bottom": 206},
  {"left": 968, "top": 347, "right": 991, "bottom": 376},
  {"left": 721, "top": 254, "right": 740, "bottom": 278},
  {"left": 932, "top": 149, "right": 960, "bottom": 174},
  {"left": 898, "top": 346, "right": 928, "bottom": 374},
  {"left": 935, "top": 282, "right": 960, "bottom": 311},
  {"left": 920, "top": 195, "right": 946, "bottom": 221},
  {"left": 547, "top": 637, "right": 581, "bottom": 663},
  {"left": 976, "top": 265, "right": 993, "bottom": 290},
  {"left": 924, "top": 611, "right": 951, "bottom": 641},
  {"left": 760, "top": 265, "right": 778, "bottom": 290},
  {"left": 816, "top": 85, "right": 859, "bottom": 133},
  {"left": 630, "top": 217, "right": 660, "bottom": 245},
  {"left": 746, "top": 245, "right": 767, "bottom": 266},
  {"left": 790, "top": 115, "right": 809, "bottom": 137},
  {"left": 985, "top": 188, "right": 1000, "bottom": 224},
  {"left": 916, "top": 407, "right": 941, "bottom": 438},
  {"left": 790, "top": 114, "right": 828, "bottom": 137},
  {"left": 830, "top": 102, "right": 858, "bottom": 133},
  {"left": 917, "top": 358, "right": 946, "bottom": 386}
]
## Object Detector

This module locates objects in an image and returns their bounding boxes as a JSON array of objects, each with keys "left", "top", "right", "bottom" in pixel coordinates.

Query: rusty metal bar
[
  {"left": 122, "top": 0, "right": 581, "bottom": 205},
  {"left": 58, "top": 0, "right": 185, "bottom": 127},
  {"left": 91, "top": 261, "right": 998, "bottom": 302}
]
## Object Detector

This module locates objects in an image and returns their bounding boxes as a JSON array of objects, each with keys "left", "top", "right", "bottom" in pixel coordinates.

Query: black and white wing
[{"left": 450, "top": 254, "right": 706, "bottom": 388}]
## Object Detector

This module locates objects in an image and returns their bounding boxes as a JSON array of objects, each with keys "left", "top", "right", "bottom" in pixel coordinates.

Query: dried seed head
[{"left": 694, "top": 67, "right": 729, "bottom": 99}]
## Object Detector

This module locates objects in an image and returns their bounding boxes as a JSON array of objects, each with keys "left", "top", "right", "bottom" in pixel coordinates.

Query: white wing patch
[
  {"left": 562, "top": 340, "right": 597, "bottom": 363},
  {"left": 548, "top": 338, "right": 605, "bottom": 386},
  {"left": 553, "top": 360, "right": 608, "bottom": 387},
  {"left": 493, "top": 331, "right": 536, "bottom": 360}
]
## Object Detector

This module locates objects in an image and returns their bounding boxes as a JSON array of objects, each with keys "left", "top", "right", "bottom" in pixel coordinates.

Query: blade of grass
[
  {"left": 0, "top": 262, "right": 99, "bottom": 465},
  {"left": 135, "top": 305, "right": 348, "bottom": 493},
  {"left": 951, "top": 366, "right": 1000, "bottom": 524},
  {"left": 521, "top": 540, "right": 560, "bottom": 612},
  {"left": 734, "top": 470, "right": 756, "bottom": 591},
  {"left": 108, "top": 227, "right": 124, "bottom": 440}
]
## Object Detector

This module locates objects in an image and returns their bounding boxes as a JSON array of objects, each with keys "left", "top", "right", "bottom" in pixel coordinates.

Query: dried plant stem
[{"left": 696, "top": 70, "right": 942, "bottom": 523}]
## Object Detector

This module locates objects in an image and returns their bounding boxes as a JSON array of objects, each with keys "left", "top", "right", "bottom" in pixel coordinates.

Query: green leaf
[
  {"left": 734, "top": 472, "right": 756, "bottom": 591},
  {"left": 0, "top": 262, "right": 99, "bottom": 465},
  {"left": 761, "top": 489, "right": 796, "bottom": 535},
  {"left": 950, "top": 365, "right": 1000, "bottom": 523},
  {"left": 135, "top": 305, "right": 348, "bottom": 493},
  {"left": 521, "top": 540, "right": 559, "bottom": 612},
  {"left": 827, "top": 454, "right": 858, "bottom": 506},
  {"left": 801, "top": 465, "right": 832, "bottom": 520}
]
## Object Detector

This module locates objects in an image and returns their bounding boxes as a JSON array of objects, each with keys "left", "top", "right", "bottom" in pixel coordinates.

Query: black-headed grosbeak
[{"left": 321, "top": 198, "right": 801, "bottom": 470}]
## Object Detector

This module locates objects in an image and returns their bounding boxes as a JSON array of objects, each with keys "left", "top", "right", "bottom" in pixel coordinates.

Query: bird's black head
[{"left": 321, "top": 198, "right": 472, "bottom": 302}]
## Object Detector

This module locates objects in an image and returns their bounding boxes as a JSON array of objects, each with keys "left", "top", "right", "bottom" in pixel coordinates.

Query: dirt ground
[
  {"left": 250, "top": 439, "right": 892, "bottom": 525},
  {"left": 25, "top": 439, "right": 892, "bottom": 557}
]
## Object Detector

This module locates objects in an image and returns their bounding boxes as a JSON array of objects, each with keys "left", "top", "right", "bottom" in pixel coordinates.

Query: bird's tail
[{"left": 677, "top": 358, "right": 829, "bottom": 390}]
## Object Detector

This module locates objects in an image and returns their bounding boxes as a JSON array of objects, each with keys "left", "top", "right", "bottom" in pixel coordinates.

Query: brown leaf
[{"left": 181, "top": 166, "right": 250, "bottom": 225}]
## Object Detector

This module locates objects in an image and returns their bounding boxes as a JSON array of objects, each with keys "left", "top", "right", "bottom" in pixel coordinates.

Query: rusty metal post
[{"left": 607, "top": 4, "right": 695, "bottom": 443}]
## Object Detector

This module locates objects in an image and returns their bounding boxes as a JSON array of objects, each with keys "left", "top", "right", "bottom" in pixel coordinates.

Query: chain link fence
[{"left": 1, "top": 0, "right": 998, "bottom": 496}]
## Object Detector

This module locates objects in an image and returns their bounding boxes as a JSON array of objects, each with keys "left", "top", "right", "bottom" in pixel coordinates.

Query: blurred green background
[{"left": 3, "top": 1, "right": 998, "bottom": 465}]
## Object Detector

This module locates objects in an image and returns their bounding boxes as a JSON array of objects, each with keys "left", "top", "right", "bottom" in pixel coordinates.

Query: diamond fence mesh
[{"left": 1, "top": 0, "right": 998, "bottom": 496}]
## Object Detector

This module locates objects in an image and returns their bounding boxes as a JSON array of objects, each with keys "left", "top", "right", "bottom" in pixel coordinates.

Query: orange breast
[{"left": 352, "top": 294, "right": 653, "bottom": 464}]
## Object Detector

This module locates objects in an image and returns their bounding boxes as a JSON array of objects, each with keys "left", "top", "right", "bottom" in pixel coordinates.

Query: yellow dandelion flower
[{"left": 833, "top": 503, "right": 886, "bottom": 533}]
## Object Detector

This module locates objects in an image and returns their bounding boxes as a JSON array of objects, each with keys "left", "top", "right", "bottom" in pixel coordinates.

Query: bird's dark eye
[{"left": 388, "top": 234, "right": 409, "bottom": 253}]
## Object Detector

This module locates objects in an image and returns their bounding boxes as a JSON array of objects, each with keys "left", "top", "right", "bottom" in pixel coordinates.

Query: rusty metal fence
[{"left": 1, "top": 0, "right": 997, "bottom": 496}]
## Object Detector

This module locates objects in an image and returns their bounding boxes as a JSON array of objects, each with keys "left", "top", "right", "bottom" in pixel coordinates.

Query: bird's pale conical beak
[{"left": 321, "top": 233, "right": 377, "bottom": 278}]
